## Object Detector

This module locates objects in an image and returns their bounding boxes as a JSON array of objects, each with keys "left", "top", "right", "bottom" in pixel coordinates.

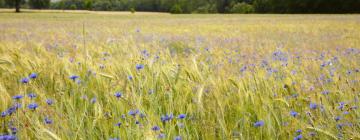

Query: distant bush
[
  {"left": 229, "top": 2, "right": 254, "bottom": 13},
  {"left": 69, "top": 3, "right": 76, "bottom": 10},
  {"left": 130, "top": 7, "right": 135, "bottom": 13},
  {"left": 170, "top": 4, "right": 183, "bottom": 14},
  {"left": 29, "top": 0, "right": 50, "bottom": 9},
  {"left": 193, "top": 4, "right": 218, "bottom": 14}
]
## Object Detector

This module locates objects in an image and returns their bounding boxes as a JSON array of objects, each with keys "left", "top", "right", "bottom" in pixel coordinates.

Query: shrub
[
  {"left": 170, "top": 4, "right": 183, "bottom": 14},
  {"left": 229, "top": 2, "right": 254, "bottom": 13}
]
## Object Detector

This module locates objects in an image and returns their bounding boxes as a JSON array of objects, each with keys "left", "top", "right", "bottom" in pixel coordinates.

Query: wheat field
[{"left": 0, "top": 11, "right": 359, "bottom": 140}]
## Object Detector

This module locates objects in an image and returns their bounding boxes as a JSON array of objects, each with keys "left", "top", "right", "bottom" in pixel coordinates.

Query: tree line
[{"left": 1, "top": 0, "right": 359, "bottom": 13}]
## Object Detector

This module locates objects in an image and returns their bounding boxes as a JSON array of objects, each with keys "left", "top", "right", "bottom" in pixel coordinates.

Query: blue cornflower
[
  {"left": 136, "top": 64, "right": 144, "bottom": 70},
  {"left": 1, "top": 112, "right": 7, "bottom": 117},
  {"left": 69, "top": 75, "right": 79, "bottom": 81},
  {"left": 174, "top": 136, "right": 182, "bottom": 140},
  {"left": 294, "top": 134, "right": 302, "bottom": 140},
  {"left": 152, "top": 125, "right": 160, "bottom": 131},
  {"left": 254, "top": 120, "right": 265, "bottom": 127},
  {"left": 44, "top": 117, "right": 53, "bottom": 124},
  {"left": 115, "top": 122, "right": 122, "bottom": 127},
  {"left": 128, "top": 109, "right": 139, "bottom": 117},
  {"left": 338, "top": 102, "right": 345, "bottom": 110},
  {"left": 128, "top": 75, "right": 133, "bottom": 80},
  {"left": 177, "top": 114, "right": 186, "bottom": 119},
  {"left": 114, "top": 92, "right": 122, "bottom": 98},
  {"left": 161, "top": 114, "right": 173, "bottom": 122},
  {"left": 90, "top": 97, "right": 97, "bottom": 104},
  {"left": 309, "top": 103, "right": 317, "bottom": 109},
  {"left": 0, "top": 135, "right": 16, "bottom": 140},
  {"left": 28, "top": 103, "right": 38, "bottom": 110},
  {"left": 321, "top": 90, "right": 329, "bottom": 95},
  {"left": 290, "top": 111, "right": 298, "bottom": 117},
  {"left": 12, "top": 95, "right": 23, "bottom": 100},
  {"left": 21, "top": 77, "right": 30, "bottom": 84},
  {"left": 296, "top": 129, "right": 302, "bottom": 134},
  {"left": 157, "top": 133, "right": 165, "bottom": 139},
  {"left": 10, "top": 127, "right": 17, "bottom": 134},
  {"left": 29, "top": 73, "right": 38, "bottom": 79},
  {"left": 28, "top": 93, "right": 36, "bottom": 99},
  {"left": 46, "top": 99, "right": 53, "bottom": 105},
  {"left": 335, "top": 116, "right": 341, "bottom": 122}
]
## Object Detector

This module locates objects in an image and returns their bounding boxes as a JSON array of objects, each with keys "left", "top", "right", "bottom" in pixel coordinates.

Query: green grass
[{"left": 0, "top": 11, "right": 359, "bottom": 140}]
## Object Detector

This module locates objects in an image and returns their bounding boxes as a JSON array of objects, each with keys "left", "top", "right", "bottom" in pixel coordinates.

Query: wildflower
[
  {"left": 338, "top": 102, "right": 345, "bottom": 110},
  {"left": 28, "top": 103, "right": 38, "bottom": 110},
  {"left": 290, "top": 111, "right": 298, "bottom": 117},
  {"left": 335, "top": 116, "right": 341, "bottom": 122},
  {"left": 12, "top": 95, "right": 23, "bottom": 100},
  {"left": 69, "top": 75, "right": 79, "bottom": 81},
  {"left": 177, "top": 114, "right": 186, "bottom": 119},
  {"left": 254, "top": 120, "right": 265, "bottom": 127},
  {"left": 309, "top": 103, "right": 317, "bottom": 109},
  {"left": 10, "top": 127, "right": 17, "bottom": 134},
  {"left": 174, "top": 136, "right": 182, "bottom": 140},
  {"left": 29, "top": 73, "right": 38, "bottom": 79},
  {"left": 21, "top": 77, "right": 30, "bottom": 84},
  {"left": 128, "top": 109, "right": 139, "bottom": 117},
  {"left": 161, "top": 114, "right": 173, "bottom": 122},
  {"left": 28, "top": 93, "right": 36, "bottom": 99},
  {"left": 157, "top": 133, "right": 165, "bottom": 139},
  {"left": 115, "top": 122, "right": 122, "bottom": 127},
  {"left": 128, "top": 75, "right": 133, "bottom": 80},
  {"left": 0, "top": 135, "right": 16, "bottom": 140},
  {"left": 152, "top": 126, "right": 160, "bottom": 131},
  {"left": 296, "top": 129, "right": 302, "bottom": 133},
  {"left": 44, "top": 117, "right": 53, "bottom": 124},
  {"left": 136, "top": 64, "right": 144, "bottom": 70},
  {"left": 1, "top": 112, "right": 7, "bottom": 117},
  {"left": 114, "top": 92, "right": 122, "bottom": 98},
  {"left": 293, "top": 134, "right": 302, "bottom": 140},
  {"left": 321, "top": 90, "right": 329, "bottom": 95},
  {"left": 90, "top": 97, "right": 97, "bottom": 104},
  {"left": 135, "top": 120, "right": 140, "bottom": 125},
  {"left": 46, "top": 99, "right": 53, "bottom": 105}
]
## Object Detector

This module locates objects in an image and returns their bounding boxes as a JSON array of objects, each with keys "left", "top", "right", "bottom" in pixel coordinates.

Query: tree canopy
[{"left": 1, "top": 0, "right": 359, "bottom": 13}]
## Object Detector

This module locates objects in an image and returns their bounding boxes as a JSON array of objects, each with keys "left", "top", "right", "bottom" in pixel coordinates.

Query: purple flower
[
  {"left": 44, "top": 117, "right": 53, "bottom": 124},
  {"left": 136, "top": 64, "right": 144, "bottom": 70},
  {"left": 29, "top": 73, "right": 38, "bottom": 79},
  {"left": 152, "top": 125, "right": 160, "bottom": 131},
  {"left": 254, "top": 120, "right": 265, "bottom": 127},
  {"left": 290, "top": 111, "right": 298, "bottom": 117},
  {"left": 174, "top": 136, "right": 182, "bottom": 140},
  {"left": 114, "top": 92, "right": 122, "bottom": 98},
  {"left": 177, "top": 114, "right": 186, "bottom": 119},
  {"left": 128, "top": 75, "right": 133, "bottom": 80},
  {"left": 115, "top": 122, "right": 122, "bottom": 127},
  {"left": 157, "top": 133, "right": 165, "bottom": 139},
  {"left": 90, "top": 97, "right": 97, "bottom": 104},
  {"left": 46, "top": 99, "right": 53, "bottom": 105},
  {"left": 28, "top": 103, "right": 38, "bottom": 110},
  {"left": 21, "top": 77, "right": 30, "bottom": 84},
  {"left": 28, "top": 93, "right": 36, "bottom": 99},
  {"left": 128, "top": 109, "right": 139, "bottom": 117},
  {"left": 309, "top": 103, "right": 317, "bottom": 109},
  {"left": 0, "top": 135, "right": 16, "bottom": 140},
  {"left": 12, "top": 95, "right": 23, "bottom": 100},
  {"left": 335, "top": 116, "right": 341, "bottom": 122},
  {"left": 1, "top": 112, "right": 7, "bottom": 117},
  {"left": 161, "top": 114, "right": 174, "bottom": 122},
  {"left": 69, "top": 75, "right": 79, "bottom": 81},
  {"left": 294, "top": 134, "right": 302, "bottom": 140},
  {"left": 296, "top": 129, "right": 302, "bottom": 133}
]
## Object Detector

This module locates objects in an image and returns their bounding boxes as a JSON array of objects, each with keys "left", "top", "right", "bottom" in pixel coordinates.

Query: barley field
[{"left": 0, "top": 11, "right": 359, "bottom": 140}]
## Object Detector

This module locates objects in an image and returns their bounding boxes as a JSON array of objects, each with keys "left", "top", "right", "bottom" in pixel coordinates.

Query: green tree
[{"left": 29, "top": 0, "right": 50, "bottom": 9}]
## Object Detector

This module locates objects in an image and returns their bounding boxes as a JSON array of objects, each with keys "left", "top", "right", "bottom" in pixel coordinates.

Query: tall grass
[{"left": 0, "top": 12, "right": 359, "bottom": 140}]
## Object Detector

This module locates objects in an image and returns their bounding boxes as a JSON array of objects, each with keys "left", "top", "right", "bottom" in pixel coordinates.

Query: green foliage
[
  {"left": 69, "top": 3, "right": 77, "bottom": 10},
  {"left": 130, "top": 7, "right": 135, "bottom": 13},
  {"left": 194, "top": 4, "right": 218, "bottom": 13},
  {"left": 29, "top": 0, "right": 50, "bottom": 9},
  {"left": 229, "top": 2, "right": 254, "bottom": 13},
  {"left": 170, "top": 4, "right": 183, "bottom": 14}
]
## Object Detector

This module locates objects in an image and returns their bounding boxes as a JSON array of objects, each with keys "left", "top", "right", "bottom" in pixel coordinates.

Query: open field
[{"left": 0, "top": 11, "right": 359, "bottom": 140}]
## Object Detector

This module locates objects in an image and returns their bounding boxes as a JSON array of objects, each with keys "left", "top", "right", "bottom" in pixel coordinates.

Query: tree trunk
[{"left": 15, "top": 0, "right": 20, "bottom": 13}]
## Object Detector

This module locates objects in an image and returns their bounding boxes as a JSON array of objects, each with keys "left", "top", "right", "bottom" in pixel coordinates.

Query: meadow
[{"left": 0, "top": 11, "right": 359, "bottom": 140}]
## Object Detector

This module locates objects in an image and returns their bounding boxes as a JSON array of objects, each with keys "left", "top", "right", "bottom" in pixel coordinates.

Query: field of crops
[{"left": 0, "top": 12, "right": 359, "bottom": 140}]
